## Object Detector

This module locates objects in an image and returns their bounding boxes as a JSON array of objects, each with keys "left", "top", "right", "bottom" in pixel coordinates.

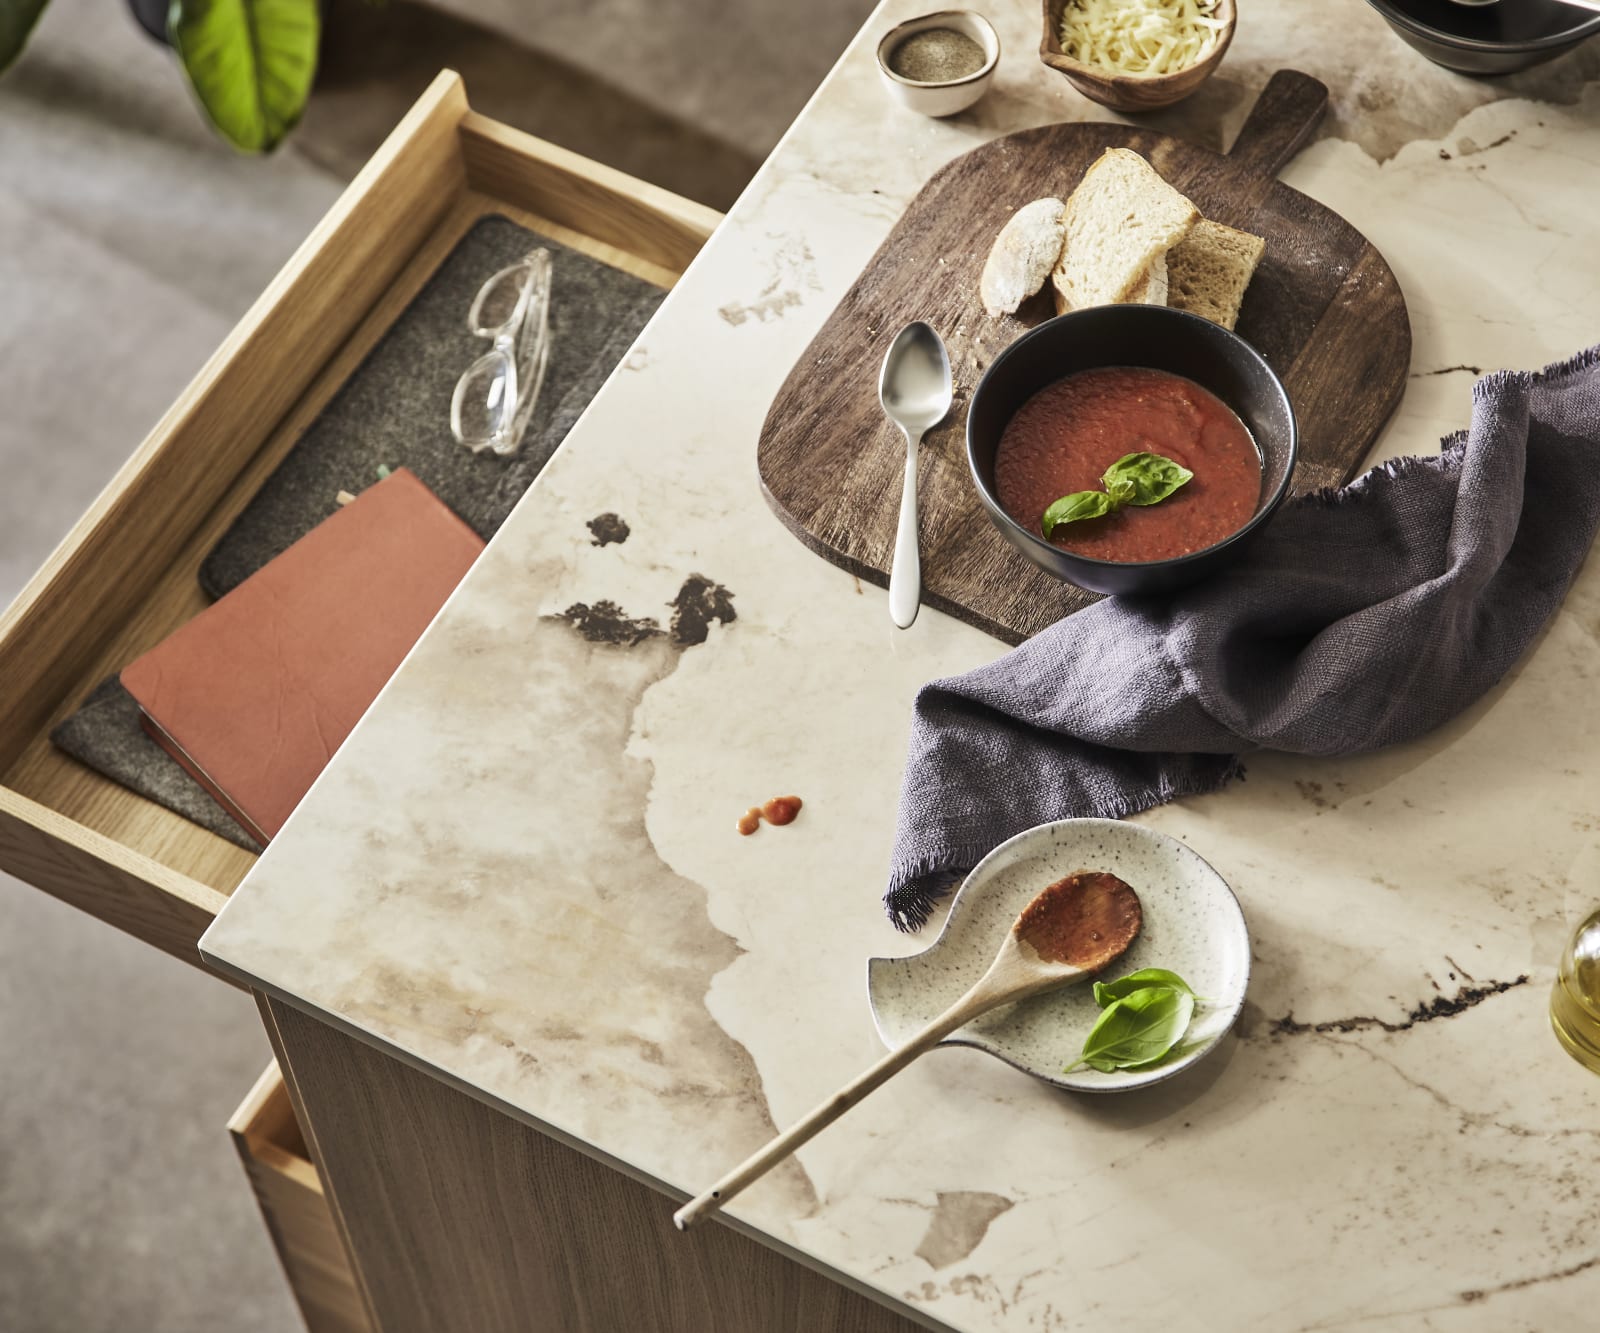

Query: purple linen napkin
[{"left": 886, "top": 348, "right": 1600, "bottom": 930}]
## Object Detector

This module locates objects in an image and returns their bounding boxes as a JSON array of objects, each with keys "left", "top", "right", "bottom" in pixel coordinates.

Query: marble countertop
[{"left": 200, "top": 2, "right": 1600, "bottom": 1328}]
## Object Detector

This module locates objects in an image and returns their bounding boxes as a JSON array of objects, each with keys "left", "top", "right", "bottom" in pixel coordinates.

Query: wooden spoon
[{"left": 673, "top": 870, "right": 1142, "bottom": 1231}]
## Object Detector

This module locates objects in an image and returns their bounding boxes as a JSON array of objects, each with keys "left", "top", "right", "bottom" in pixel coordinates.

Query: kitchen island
[{"left": 199, "top": 2, "right": 1600, "bottom": 1328}]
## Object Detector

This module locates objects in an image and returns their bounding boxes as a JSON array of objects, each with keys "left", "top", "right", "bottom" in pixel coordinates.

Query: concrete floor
[{"left": 0, "top": 0, "right": 866, "bottom": 1327}]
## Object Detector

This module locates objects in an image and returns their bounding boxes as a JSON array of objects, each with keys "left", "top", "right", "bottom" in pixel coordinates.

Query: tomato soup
[{"left": 994, "top": 367, "right": 1262, "bottom": 563}]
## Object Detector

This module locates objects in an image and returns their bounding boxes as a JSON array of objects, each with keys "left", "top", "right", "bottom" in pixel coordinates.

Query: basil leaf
[
  {"left": 1093, "top": 968, "right": 1196, "bottom": 1009},
  {"left": 1105, "top": 473, "right": 1138, "bottom": 508},
  {"left": 1041, "top": 490, "right": 1112, "bottom": 539},
  {"left": 1100, "top": 452, "right": 1194, "bottom": 507},
  {"left": 1119, "top": 1036, "right": 1203, "bottom": 1071},
  {"left": 1067, "top": 986, "right": 1194, "bottom": 1074}
]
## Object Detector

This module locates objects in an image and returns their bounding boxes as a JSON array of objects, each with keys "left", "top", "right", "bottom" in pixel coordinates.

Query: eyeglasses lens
[{"left": 451, "top": 351, "right": 516, "bottom": 449}]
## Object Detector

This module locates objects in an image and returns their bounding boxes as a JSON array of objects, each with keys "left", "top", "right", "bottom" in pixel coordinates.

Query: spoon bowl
[
  {"left": 880, "top": 322, "right": 953, "bottom": 630},
  {"left": 879, "top": 321, "right": 954, "bottom": 435}
]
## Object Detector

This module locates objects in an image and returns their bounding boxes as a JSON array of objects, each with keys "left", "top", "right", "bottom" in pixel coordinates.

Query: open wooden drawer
[
  {"left": 231, "top": 1062, "right": 371, "bottom": 1333},
  {"left": 0, "top": 72, "right": 720, "bottom": 975}
]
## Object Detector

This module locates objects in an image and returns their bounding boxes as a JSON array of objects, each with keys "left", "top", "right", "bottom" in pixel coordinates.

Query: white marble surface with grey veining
[{"left": 201, "top": 2, "right": 1600, "bottom": 1328}]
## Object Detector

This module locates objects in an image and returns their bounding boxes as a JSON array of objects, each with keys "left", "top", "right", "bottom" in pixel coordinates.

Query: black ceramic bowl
[
  {"left": 1364, "top": 0, "right": 1600, "bottom": 75},
  {"left": 967, "top": 305, "right": 1297, "bottom": 598}
]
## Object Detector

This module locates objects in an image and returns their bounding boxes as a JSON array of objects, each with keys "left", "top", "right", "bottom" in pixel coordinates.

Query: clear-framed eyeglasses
[{"left": 450, "top": 248, "right": 553, "bottom": 457}]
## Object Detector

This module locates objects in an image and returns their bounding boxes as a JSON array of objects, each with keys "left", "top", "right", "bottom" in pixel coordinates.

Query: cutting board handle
[{"left": 1225, "top": 70, "right": 1329, "bottom": 180}]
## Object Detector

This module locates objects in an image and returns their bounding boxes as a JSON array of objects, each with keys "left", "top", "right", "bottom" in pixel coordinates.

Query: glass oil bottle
[{"left": 1551, "top": 907, "right": 1600, "bottom": 1074}]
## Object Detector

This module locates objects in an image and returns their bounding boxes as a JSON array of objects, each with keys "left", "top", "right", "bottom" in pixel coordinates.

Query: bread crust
[{"left": 980, "top": 197, "right": 1069, "bottom": 316}]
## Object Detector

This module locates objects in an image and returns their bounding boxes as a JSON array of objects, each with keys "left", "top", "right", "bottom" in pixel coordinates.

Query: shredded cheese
[{"left": 1059, "top": 0, "right": 1227, "bottom": 77}]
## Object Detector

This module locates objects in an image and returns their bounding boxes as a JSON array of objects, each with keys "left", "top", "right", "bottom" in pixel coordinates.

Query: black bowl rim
[
  {"left": 966, "top": 305, "right": 1299, "bottom": 575},
  {"left": 1363, "top": 0, "right": 1600, "bottom": 52}
]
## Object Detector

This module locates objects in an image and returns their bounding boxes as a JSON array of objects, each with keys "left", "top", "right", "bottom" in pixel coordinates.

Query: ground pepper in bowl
[{"left": 889, "top": 27, "right": 988, "bottom": 81}]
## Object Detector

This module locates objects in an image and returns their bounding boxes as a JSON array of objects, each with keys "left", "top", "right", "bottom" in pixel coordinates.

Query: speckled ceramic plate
[{"left": 868, "top": 819, "right": 1250, "bottom": 1093}]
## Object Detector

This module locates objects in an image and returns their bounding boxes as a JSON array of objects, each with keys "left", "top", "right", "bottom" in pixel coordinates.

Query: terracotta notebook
[{"left": 121, "top": 469, "right": 484, "bottom": 844}]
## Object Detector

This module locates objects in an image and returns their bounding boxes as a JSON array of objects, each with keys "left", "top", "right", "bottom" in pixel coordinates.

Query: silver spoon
[{"left": 879, "top": 322, "right": 952, "bottom": 630}]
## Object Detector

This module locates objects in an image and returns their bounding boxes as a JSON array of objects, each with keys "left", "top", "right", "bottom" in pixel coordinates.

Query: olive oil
[{"left": 1550, "top": 908, "right": 1600, "bottom": 1074}]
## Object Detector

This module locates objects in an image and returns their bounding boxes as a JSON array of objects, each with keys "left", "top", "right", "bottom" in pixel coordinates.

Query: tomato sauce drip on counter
[
  {"left": 762, "top": 795, "right": 802, "bottom": 826},
  {"left": 995, "top": 367, "right": 1262, "bottom": 563},
  {"left": 737, "top": 796, "right": 804, "bottom": 836}
]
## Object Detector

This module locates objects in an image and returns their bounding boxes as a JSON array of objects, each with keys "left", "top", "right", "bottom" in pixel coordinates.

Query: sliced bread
[
  {"left": 1130, "top": 253, "right": 1169, "bottom": 306},
  {"left": 1054, "top": 251, "right": 1168, "bottom": 317},
  {"left": 1056, "top": 249, "right": 1171, "bottom": 315},
  {"left": 980, "top": 197, "right": 1069, "bottom": 316},
  {"left": 1165, "top": 218, "right": 1266, "bottom": 330},
  {"left": 1050, "top": 148, "right": 1198, "bottom": 314}
]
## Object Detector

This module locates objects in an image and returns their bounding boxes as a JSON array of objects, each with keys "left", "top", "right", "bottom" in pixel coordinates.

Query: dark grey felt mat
[
  {"left": 53, "top": 215, "right": 662, "bottom": 843},
  {"left": 50, "top": 678, "right": 263, "bottom": 851},
  {"left": 199, "top": 213, "right": 664, "bottom": 596}
]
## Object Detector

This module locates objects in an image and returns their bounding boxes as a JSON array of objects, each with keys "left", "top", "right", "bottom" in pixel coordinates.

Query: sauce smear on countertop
[
  {"left": 737, "top": 796, "right": 804, "bottom": 835},
  {"left": 762, "top": 795, "right": 803, "bottom": 826},
  {"left": 995, "top": 367, "right": 1262, "bottom": 563}
]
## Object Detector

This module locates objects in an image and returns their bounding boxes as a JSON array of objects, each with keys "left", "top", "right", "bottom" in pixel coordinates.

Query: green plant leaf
[
  {"left": 1119, "top": 1035, "right": 1204, "bottom": 1071},
  {"left": 170, "top": 0, "right": 320, "bottom": 154},
  {"left": 1093, "top": 968, "right": 1196, "bottom": 1009},
  {"left": 1067, "top": 986, "right": 1194, "bottom": 1073},
  {"left": 1100, "top": 452, "right": 1194, "bottom": 507},
  {"left": 1, "top": 0, "right": 53, "bottom": 73},
  {"left": 1105, "top": 473, "right": 1138, "bottom": 508},
  {"left": 1041, "top": 490, "right": 1113, "bottom": 539}
]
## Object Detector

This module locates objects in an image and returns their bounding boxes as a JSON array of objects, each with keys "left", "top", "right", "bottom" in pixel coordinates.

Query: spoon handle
[
  {"left": 674, "top": 976, "right": 1005, "bottom": 1231},
  {"left": 888, "top": 427, "right": 922, "bottom": 629}
]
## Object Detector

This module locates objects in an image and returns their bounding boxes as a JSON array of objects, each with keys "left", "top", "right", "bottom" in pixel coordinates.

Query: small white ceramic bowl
[
  {"left": 876, "top": 10, "right": 1001, "bottom": 118},
  {"left": 868, "top": 818, "right": 1251, "bottom": 1093}
]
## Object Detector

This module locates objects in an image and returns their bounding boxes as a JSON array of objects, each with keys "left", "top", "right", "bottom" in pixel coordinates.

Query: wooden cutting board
[{"left": 756, "top": 70, "right": 1410, "bottom": 644}]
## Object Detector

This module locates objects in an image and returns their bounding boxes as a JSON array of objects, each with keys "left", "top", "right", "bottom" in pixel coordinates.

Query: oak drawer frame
[
  {"left": 0, "top": 71, "right": 720, "bottom": 974},
  {"left": 230, "top": 1062, "right": 372, "bottom": 1333}
]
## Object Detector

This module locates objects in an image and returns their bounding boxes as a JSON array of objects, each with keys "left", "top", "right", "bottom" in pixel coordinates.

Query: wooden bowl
[{"left": 1039, "top": 0, "right": 1236, "bottom": 112}]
